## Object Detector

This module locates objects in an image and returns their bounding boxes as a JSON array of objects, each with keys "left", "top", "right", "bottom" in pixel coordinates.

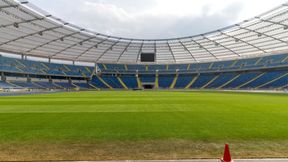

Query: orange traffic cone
[{"left": 221, "top": 144, "right": 233, "bottom": 162}]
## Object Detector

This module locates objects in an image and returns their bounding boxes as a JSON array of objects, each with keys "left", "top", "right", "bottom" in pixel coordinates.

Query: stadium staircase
[
  {"left": 40, "top": 69, "right": 47, "bottom": 74},
  {"left": 136, "top": 76, "right": 142, "bottom": 89},
  {"left": 237, "top": 72, "right": 266, "bottom": 89},
  {"left": 32, "top": 82, "right": 45, "bottom": 89},
  {"left": 166, "top": 65, "right": 169, "bottom": 71},
  {"left": 185, "top": 74, "right": 199, "bottom": 89},
  {"left": 201, "top": 74, "right": 220, "bottom": 89},
  {"left": 117, "top": 77, "right": 128, "bottom": 89},
  {"left": 102, "top": 64, "right": 107, "bottom": 70},
  {"left": 282, "top": 56, "right": 288, "bottom": 63},
  {"left": 255, "top": 57, "right": 263, "bottom": 65},
  {"left": 72, "top": 83, "right": 80, "bottom": 89},
  {"left": 80, "top": 71, "right": 87, "bottom": 78},
  {"left": 256, "top": 73, "right": 288, "bottom": 89},
  {"left": 15, "top": 66, "right": 24, "bottom": 72},
  {"left": 52, "top": 82, "right": 63, "bottom": 89},
  {"left": 280, "top": 84, "right": 288, "bottom": 90},
  {"left": 155, "top": 73, "right": 159, "bottom": 89},
  {"left": 85, "top": 67, "right": 91, "bottom": 73},
  {"left": 208, "top": 63, "right": 214, "bottom": 70},
  {"left": 88, "top": 83, "right": 99, "bottom": 90},
  {"left": 124, "top": 65, "right": 128, "bottom": 71},
  {"left": 90, "top": 66, "right": 98, "bottom": 78},
  {"left": 230, "top": 60, "right": 237, "bottom": 68},
  {"left": 62, "top": 71, "right": 68, "bottom": 76},
  {"left": 15, "top": 60, "right": 26, "bottom": 68},
  {"left": 96, "top": 75, "right": 113, "bottom": 90},
  {"left": 186, "top": 64, "right": 191, "bottom": 71},
  {"left": 170, "top": 73, "right": 179, "bottom": 89},
  {"left": 218, "top": 74, "right": 241, "bottom": 89},
  {"left": 63, "top": 65, "right": 71, "bottom": 71},
  {"left": 5, "top": 81, "right": 20, "bottom": 88},
  {"left": 41, "top": 63, "right": 49, "bottom": 70}
]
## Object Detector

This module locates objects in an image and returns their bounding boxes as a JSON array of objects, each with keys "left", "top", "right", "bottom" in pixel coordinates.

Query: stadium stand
[
  {"left": 0, "top": 54, "right": 287, "bottom": 91},
  {"left": 158, "top": 75, "right": 175, "bottom": 89},
  {"left": 120, "top": 75, "right": 138, "bottom": 89},
  {"left": 0, "top": 0, "right": 287, "bottom": 91},
  {"left": 34, "top": 81, "right": 60, "bottom": 89},
  {"left": 99, "top": 54, "right": 288, "bottom": 73},
  {"left": 0, "top": 81, "right": 19, "bottom": 89}
]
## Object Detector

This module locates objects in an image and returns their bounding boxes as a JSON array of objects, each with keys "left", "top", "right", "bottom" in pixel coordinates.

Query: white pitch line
[{"left": 72, "top": 159, "right": 288, "bottom": 162}]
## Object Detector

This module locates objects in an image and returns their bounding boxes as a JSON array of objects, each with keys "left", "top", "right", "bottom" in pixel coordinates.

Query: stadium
[{"left": 0, "top": 0, "right": 287, "bottom": 161}]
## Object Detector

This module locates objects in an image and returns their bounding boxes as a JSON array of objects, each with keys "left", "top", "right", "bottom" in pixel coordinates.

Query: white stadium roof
[{"left": 1, "top": 0, "right": 288, "bottom": 64}]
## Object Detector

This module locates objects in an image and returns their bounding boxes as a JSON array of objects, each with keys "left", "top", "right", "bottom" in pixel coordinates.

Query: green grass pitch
[{"left": 0, "top": 91, "right": 288, "bottom": 160}]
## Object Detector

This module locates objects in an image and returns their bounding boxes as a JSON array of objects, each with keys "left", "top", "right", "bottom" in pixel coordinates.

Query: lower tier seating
[
  {"left": 0, "top": 66, "right": 287, "bottom": 91},
  {"left": 90, "top": 68, "right": 287, "bottom": 90}
]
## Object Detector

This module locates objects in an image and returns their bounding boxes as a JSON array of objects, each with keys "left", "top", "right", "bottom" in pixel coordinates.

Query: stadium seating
[
  {"left": 34, "top": 82, "right": 60, "bottom": 89},
  {"left": 0, "top": 81, "right": 19, "bottom": 89},
  {"left": 101, "top": 75, "right": 123, "bottom": 89},
  {"left": 54, "top": 82, "right": 76, "bottom": 89},
  {"left": 241, "top": 71, "right": 287, "bottom": 89},
  {"left": 91, "top": 76, "right": 111, "bottom": 89},
  {"left": 260, "top": 73, "right": 288, "bottom": 89},
  {"left": 120, "top": 75, "right": 138, "bottom": 89},
  {"left": 140, "top": 75, "right": 155, "bottom": 83},
  {"left": 174, "top": 75, "right": 195, "bottom": 89},
  {"left": 206, "top": 73, "right": 238, "bottom": 89},
  {"left": 190, "top": 74, "right": 218, "bottom": 89},
  {"left": 222, "top": 72, "right": 262, "bottom": 89},
  {"left": 0, "top": 56, "right": 94, "bottom": 78},
  {"left": 11, "top": 81, "right": 41, "bottom": 89},
  {"left": 98, "top": 53, "right": 288, "bottom": 74},
  {"left": 0, "top": 53, "right": 287, "bottom": 91},
  {"left": 158, "top": 75, "right": 175, "bottom": 88},
  {"left": 73, "top": 82, "right": 96, "bottom": 89}
]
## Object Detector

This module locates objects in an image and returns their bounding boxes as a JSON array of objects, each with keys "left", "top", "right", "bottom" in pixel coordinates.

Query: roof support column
[{"left": 1, "top": 72, "right": 6, "bottom": 82}]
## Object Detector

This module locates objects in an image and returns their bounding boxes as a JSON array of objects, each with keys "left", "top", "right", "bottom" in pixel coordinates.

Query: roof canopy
[{"left": 0, "top": 0, "right": 288, "bottom": 64}]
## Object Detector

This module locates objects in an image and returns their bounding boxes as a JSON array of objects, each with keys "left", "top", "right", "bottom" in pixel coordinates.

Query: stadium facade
[{"left": 0, "top": 0, "right": 287, "bottom": 91}]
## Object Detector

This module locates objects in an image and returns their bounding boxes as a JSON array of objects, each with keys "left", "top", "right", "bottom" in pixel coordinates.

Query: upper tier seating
[{"left": 99, "top": 53, "right": 288, "bottom": 73}]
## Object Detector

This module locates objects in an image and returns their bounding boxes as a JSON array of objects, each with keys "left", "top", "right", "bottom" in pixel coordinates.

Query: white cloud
[{"left": 28, "top": 0, "right": 288, "bottom": 39}]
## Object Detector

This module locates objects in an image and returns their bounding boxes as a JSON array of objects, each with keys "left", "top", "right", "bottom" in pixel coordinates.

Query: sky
[{"left": 28, "top": 0, "right": 288, "bottom": 39}]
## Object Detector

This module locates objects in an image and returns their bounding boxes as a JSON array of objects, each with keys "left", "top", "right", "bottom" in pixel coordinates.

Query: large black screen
[{"left": 141, "top": 53, "right": 155, "bottom": 62}]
